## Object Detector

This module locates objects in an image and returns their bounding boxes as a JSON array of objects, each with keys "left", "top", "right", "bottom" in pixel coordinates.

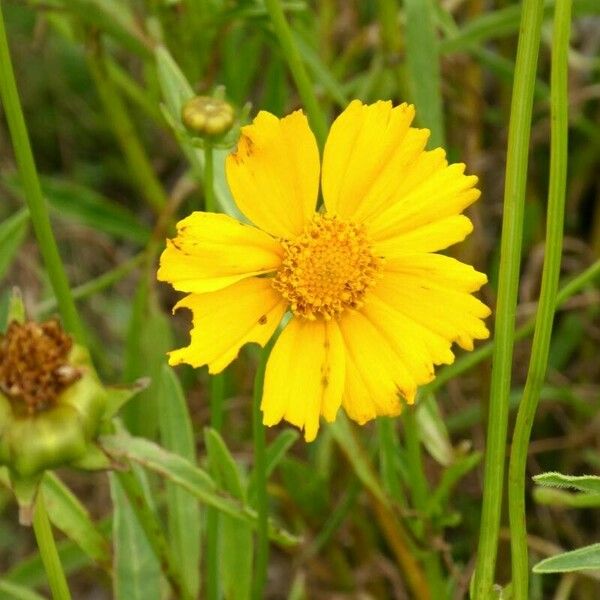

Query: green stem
[
  {"left": 204, "top": 142, "right": 216, "bottom": 212},
  {"left": 471, "top": 1, "right": 544, "bottom": 596},
  {"left": 116, "top": 470, "right": 191, "bottom": 600},
  {"left": 251, "top": 345, "right": 272, "bottom": 599},
  {"left": 32, "top": 491, "right": 72, "bottom": 600},
  {"left": 263, "top": 0, "right": 328, "bottom": 148},
  {"left": 508, "top": 1, "right": 571, "bottom": 596},
  {"left": 0, "top": 3, "right": 84, "bottom": 343},
  {"left": 203, "top": 138, "right": 223, "bottom": 599},
  {"left": 86, "top": 39, "right": 167, "bottom": 215},
  {"left": 428, "top": 257, "right": 600, "bottom": 392},
  {"left": 377, "top": 418, "right": 404, "bottom": 502}
]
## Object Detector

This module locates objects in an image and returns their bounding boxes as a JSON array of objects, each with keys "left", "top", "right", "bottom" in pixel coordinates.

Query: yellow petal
[
  {"left": 338, "top": 310, "right": 416, "bottom": 426},
  {"left": 374, "top": 290, "right": 457, "bottom": 367},
  {"left": 226, "top": 110, "right": 320, "bottom": 239},
  {"left": 322, "top": 100, "right": 430, "bottom": 221},
  {"left": 373, "top": 215, "right": 474, "bottom": 255},
  {"left": 384, "top": 253, "right": 488, "bottom": 293},
  {"left": 262, "top": 318, "right": 345, "bottom": 442},
  {"left": 367, "top": 162, "right": 480, "bottom": 241},
  {"left": 168, "top": 278, "right": 287, "bottom": 373},
  {"left": 157, "top": 212, "right": 283, "bottom": 293},
  {"left": 374, "top": 270, "right": 491, "bottom": 352}
]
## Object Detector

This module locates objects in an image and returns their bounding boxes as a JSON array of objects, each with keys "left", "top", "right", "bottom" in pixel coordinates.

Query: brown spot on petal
[{"left": 258, "top": 315, "right": 268, "bottom": 325}]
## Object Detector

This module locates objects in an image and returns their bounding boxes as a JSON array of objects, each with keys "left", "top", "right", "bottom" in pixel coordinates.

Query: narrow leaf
[
  {"left": 533, "top": 472, "right": 600, "bottom": 495},
  {"left": 0, "top": 208, "right": 28, "bottom": 280},
  {"left": 533, "top": 543, "right": 600, "bottom": 573}
]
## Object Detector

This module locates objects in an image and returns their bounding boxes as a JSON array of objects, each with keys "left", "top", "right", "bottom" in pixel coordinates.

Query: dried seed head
[{"left": 0, "top": 320, "right": 81, "bottom": 415}]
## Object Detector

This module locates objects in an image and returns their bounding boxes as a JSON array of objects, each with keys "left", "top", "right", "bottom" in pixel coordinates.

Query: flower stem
[
  {"left": 251, "top": 344, "right": 272, "bottom": 598},
  {"left": 203, "top": 141, "right": 216, "bottom": 212},
  {"left": 0, "top": 3, "right": 84, "bottom": 343},
  {"left": 203, "top": 138, "right": 224, "bottom": 599},
  {"left": 32, "top": 491, "right": 72, "bottom": 600},
  {"left": 471, "top": 0, "right": 544, "bottom": 596},
  {"left": 508, "top": 0, "right": 572, "bottom": 596},
  {"left": 263, "top": 0, "right": 328, "bottom": 148}
]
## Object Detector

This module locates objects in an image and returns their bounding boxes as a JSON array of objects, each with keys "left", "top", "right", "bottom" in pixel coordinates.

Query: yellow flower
[{"left": 158, "top": 100, "right": 491, "bottom": 441}]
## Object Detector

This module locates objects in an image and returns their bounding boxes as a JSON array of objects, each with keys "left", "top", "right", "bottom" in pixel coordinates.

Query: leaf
[
  {"left": 205, "top": 428, "right": 246, "bottom": 501},
  {"left": 204, "top": 428, "right": 252, "bottom": 600},
  {"left": 404, "top": 0, "right": 445, "bottom": 146},
  {"left": 0, "top": 579, "right": 46, "bottom": 600},
  {"left": 416, "top": 393, "right": 454, "bottom": 466},
  {"left": 329, "top": 415, "right": 389, "bottom": 506},
  {"left": 43, "top": 473, "right": 111, "bottom": 569},
  {"left": 101, "top": 433, "right": 299, "bottom": 547},
  {"left": 158, "top": 366, "right": 201, "bottom": 598},
  {"left": 110, "top": 471, "right": 162, "bottom": 600},
  {"left": 122, "top": 278, "right": 173, "bottom": 437},
  {"left": 0, "top": 209, "right": 28, "bottom": 280},
  {"left": 533, "top": 543, "right": 600, "bottom": 573},
  {"left": 2, "top": 175, "right": 150, "bottom": 245},
  {"left": 533, "top": 472, "right": 600, "bottom": 495}
]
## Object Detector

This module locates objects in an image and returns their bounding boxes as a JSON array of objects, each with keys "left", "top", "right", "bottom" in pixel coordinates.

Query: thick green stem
[
  {"left": 251, "top": 345, "right": 271, "bottom": 598},
  {"left": 0, "top": 3, "right": 84, "bottom": 342},
  {"left": 508, "top": 1, "right": 571, "bottom": 596},
  {"left": 263, "top": 0, "right": 328, "bottom": 148},
  {"left": 32, "top": 491, "right": 72, "bottom": 600},
  {"left": 471, "top": 1, "right": 544, "bottom": 597}
]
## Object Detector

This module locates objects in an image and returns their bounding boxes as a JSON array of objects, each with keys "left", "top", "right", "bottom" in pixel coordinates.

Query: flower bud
[{"left": 181, "top": 95, "right": 235, "bottom": 137}]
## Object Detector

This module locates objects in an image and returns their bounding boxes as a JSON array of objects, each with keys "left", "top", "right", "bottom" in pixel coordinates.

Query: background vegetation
[{"left": 0, "top": 0, "right": 599, "bottom": 598}]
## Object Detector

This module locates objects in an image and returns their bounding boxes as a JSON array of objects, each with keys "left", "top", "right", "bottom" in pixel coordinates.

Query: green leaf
[
  {"left": 404, "top": 0, "right": 445, "bottom": 146},
  {"left": 0, "top": 208, "right": 28, "bottom": 280},
  {"left": 2, "top": 175, "right": 150, "bottom": 245},
  {"left": 122, "top": 278, "right": 173, "bottom": 437},
  {"left": 158, "top": 366, "right": 201, "bottom": 599},
  {"left": 416, "top": 393, "right": 454, "bottom": 467},
  {"left": 101, "top": 433, "right": 299, "bottom": 547},
  {"left": 110, "top": 471, "right": 162, "bottom": 600},
  {"left": 533, "top": 543, "right": 600, "bottom": 573},
  {"left": 329, "top": 415, "right": 388, "bottom": 506},
  {"left": 205, "top": 428, "right": 246, "bottom": 501},
  {"left": 533, "top": 472, "right": 600, "bottom": 495},
  {"left": 204, "top": 428, "right": 253, "bottom": 600},
  {"left": 43, "top": 473, "right": 111, "bottom": 569},
  {"left": 533, "top": 487, "right": 600, "bottom": 509},
  {"left": 0, "top": 579, "right": 46, "bottom": 600}
]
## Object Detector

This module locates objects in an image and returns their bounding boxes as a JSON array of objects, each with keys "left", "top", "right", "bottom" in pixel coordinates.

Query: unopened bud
[{"left": 181, "top": 96, "right": 234, "bottom": 137}]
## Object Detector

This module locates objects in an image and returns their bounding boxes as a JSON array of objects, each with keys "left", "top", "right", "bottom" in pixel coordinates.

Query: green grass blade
[
  {"left": 404, "top": 0, "right": 445, "bottom": 147},
  {"left": 158, "top": 366, "right": 201, "bottom": 599},
  {"left": 0, "top": 208, "right": 28, "bottom": 280},
  {"left": 43, "top": 473, "right": 111, "bottom": 570},
  {"left": 0, "top": 579, "right": 46, "bottom": 600},
  {"left": 110, "top": 472, "right": 161, "bottom": 600}
]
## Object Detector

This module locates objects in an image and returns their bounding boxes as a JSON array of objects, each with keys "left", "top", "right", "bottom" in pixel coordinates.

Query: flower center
[
  {"left": 0, "top": 320, "right": 80, "bottom": 415},
  {"left": 272, "top": 214, "right": 382, "bottom": 320}
]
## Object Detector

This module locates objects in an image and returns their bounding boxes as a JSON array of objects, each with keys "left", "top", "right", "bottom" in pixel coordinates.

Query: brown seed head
[{"left": 0, "top": 320, "right": 81, "bottom": 414}]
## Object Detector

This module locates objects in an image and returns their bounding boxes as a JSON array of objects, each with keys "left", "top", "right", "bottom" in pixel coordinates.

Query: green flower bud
[
  {"left": 181, "top": 95, "right": 235, "bottom": 137},
  {"left": 0, "top": 320, "right": 107, "bottom": 478}
]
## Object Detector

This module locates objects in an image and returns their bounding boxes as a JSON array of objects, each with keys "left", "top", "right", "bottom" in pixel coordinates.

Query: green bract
[{"left": 0, "top": 346, "right": 107, "bottom": 478}]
